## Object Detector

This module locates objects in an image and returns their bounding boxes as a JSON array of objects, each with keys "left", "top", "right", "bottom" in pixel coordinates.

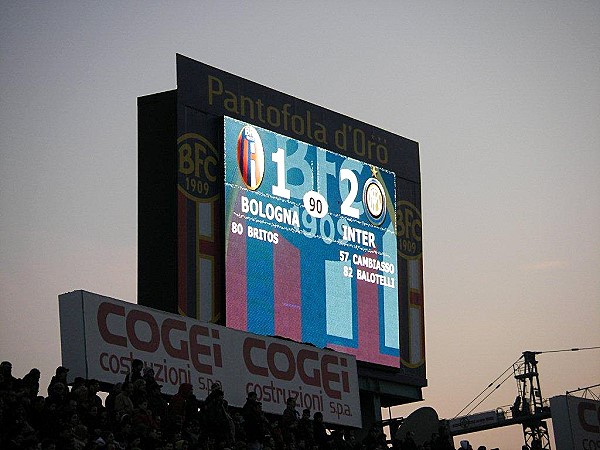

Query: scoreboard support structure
[{"left": 138, "top": 55, "right": 427, "bottom": 429}]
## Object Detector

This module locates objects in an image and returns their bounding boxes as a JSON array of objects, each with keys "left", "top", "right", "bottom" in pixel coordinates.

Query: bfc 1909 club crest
[{"left": 237, "top": 125, "right": 264, "bottom": 190}]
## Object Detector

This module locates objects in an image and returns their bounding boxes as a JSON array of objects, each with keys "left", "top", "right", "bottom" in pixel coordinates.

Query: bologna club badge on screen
[{"left": 237, "top": 125, "right": 265, "bottom": 190}]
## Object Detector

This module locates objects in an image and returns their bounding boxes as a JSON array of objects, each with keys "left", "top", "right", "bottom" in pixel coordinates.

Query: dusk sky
[{"left": 1, "top": 2, "right": 599, "bottom": 448}]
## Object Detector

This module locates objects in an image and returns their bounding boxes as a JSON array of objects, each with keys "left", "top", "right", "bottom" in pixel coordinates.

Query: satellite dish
[{"left": 394, "top": 407, "right": 439, "bottom": 446}]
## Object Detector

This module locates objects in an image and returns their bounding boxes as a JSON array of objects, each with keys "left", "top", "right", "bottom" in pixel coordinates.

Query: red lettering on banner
[
  {"left": 155, "top": 364, "right": 164, "bottom": 382},
  {"left": 126, "top": 310, "right": 160, "bottom": 352},
  {"left": 97, "top": 302, "right": 127, "bottom": 347},
  {"left": 96, "top": 302, "right": 221, "bottom": 375},
  {"left": 212, "top": 329, "right": 223, "bottom": 367},
  {"left": 267, "top": 343, "right": 295, "bottom": 381},
  {"left": 100, "top": 352, "right": 109, "bottom": 371},
  {"left": 329, "top": 401, "right": 353, "bottom": 418},
  {"left": 189, "top": 325, "right": 213, "bottom": 374},
  {"left": 244, "top": 338, "right": 268, "bottom": 376},
  {"left": 243, "top": 337, "right": 350, "bottom": 400},
  {"left": 339, "top": 357, "right": 349, "bottom": 393},
  {"left": 578, "top": 401, "right": 600, "bottom": 433},
  {"left": 297, "top": 349, "right": 320, "bottom": 387},
  {"left": 321, "top": 355, "right": 341, "bottom": 399},
  {"left": 162, "top": 318, "right": 189, "bottom": 360}
]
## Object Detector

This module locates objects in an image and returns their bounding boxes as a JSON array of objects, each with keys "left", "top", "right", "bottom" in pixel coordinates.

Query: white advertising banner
[
  {"left": 59, "top": 290, "right": 362, "bottom": 427},
  {"left": 447, "top": 410, "right": 501, "bottom": 434},
  {"left": 550, "top": 395, "right": 600, "bottom": 450}
]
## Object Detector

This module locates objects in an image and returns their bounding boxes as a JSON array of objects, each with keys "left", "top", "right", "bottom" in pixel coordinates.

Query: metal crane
[{"left": 447, "top": 347, "right": 599, "bottom": 449}]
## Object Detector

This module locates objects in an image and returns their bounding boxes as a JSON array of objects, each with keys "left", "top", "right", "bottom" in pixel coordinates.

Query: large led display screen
[{"left": 225, "top": 116, "right": 400, "bottom": 367}]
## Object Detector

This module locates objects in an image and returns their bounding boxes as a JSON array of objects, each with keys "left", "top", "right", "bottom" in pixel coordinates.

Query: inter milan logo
[
  {"left": 363, "top": 177, "right": 386, "bottom": 226},
  {"left": 237, "top": 125, "right": 264, "bottom": 190}
]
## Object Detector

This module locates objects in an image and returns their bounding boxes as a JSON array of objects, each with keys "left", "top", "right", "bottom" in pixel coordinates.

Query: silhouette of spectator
[
  {"left": 143, "top": 366, "right": 161, "bottom": 391},
  {"left": 281, "top": 396, "right": 299, "bottom": 447},
  {"left": 270, "top": 420, "right": 285, "bottom": 450},
  {"left": 313, "top": 411, "right": 331, "bottom": 450},
  {"left": 72, "top": 423, "right": 89, "bottom": 449},
  {"left": 181, "top": 419, "right": 202, "bottom": 449},
  {"left": 82, "top": 403, "right": 105, "bottom": 433},
  {"left": 168, "top": 382, "right": 194, "bottom": 427},
  {"left": 71, "top": 378, "right": 91, "bottom": 413},
  {"left": 21, "top": 368, "right": 40, "bottom": 399},
  {"left": 132, "top": 398, "right": 160, "bottom": 437},
  {"left": 459, "top": 440, "right": 473, "bottom": 450},
  {"left": 87, "top": 378, "right": 103, "bottom": 411},
  {"left": 105, "top": 382, "right": 122, "bottom": 421},
  {"left": 47, "top": 366, "right": 69, "bottom": 396},
  {"left": 46, "top": 381, "right": 69, "bottom": 410},
  {"left": 296, "top": 408, "right": 314, "bottom": 449},
  {"left": 244, "top": 400, "right": 267, "bottom": 450},
  {"left": 242, "top": 391, "right": 258, "bottom": 418},
  {"left": 204, "top": 382, "right": 235, "bottom": 447},
  {"left": 131, "top": 378, "right": 148, "bottom": 407},
  {"left": 0, "top": 361, "right": 19, "bottom": 392},
  {"left": 147, "top": 380, "right": 168, "bottom": 424},
  {"left": 125, "top": 359, "right": 144, "bottom": 385},
  {"left": 331, "top": 429, "right": 353, "bottom": 450},
  {"left": 114, "top": 381, "right": 135, "bottom": 420}
]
